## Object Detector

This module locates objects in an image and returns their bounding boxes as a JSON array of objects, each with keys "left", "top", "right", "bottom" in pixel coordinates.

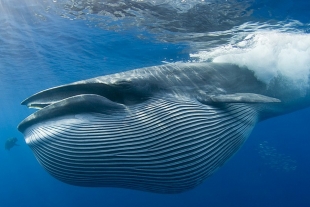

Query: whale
[{"left": 18, "top": 62, "right": 310, "bottom": 193}]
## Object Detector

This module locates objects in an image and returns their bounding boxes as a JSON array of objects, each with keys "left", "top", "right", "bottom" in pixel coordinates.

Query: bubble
[
  {"left": 191, "top": 30, "right": 310, "bottom": 94},
  {"left": 258, "top": 141, "right": 297, "bottom": 172},
  {"left": 212, "top": 32, "right": 310, "bottom": 85}
]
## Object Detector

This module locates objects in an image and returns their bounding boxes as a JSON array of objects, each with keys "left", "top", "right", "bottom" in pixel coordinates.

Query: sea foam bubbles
[{"left": 191, "top": 32, "right": 310, "bottom": 88}]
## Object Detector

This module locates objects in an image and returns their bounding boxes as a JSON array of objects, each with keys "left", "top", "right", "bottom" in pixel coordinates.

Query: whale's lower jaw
[{"left": 23, "top": 97, "right": 258, "bottom": 194}]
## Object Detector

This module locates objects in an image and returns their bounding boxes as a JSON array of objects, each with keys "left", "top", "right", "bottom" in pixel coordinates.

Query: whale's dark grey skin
[{"left": 18, "top": 62, "right": 310, "bottom": 193}]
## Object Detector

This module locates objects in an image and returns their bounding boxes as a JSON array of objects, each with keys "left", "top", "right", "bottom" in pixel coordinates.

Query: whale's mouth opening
[
  {"left": 26, "top": 103, "right": 50, "bottom": 109},
  {"left": 18, "top": 93, "right": 128, "bottom": 133},
  {"left": 18, "top": 81, "right": 153, "bottom": 133}
]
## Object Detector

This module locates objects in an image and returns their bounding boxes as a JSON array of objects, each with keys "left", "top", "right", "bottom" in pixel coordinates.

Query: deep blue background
[{"left": 1, "top": 1, "right": 310, "bottom": 206}]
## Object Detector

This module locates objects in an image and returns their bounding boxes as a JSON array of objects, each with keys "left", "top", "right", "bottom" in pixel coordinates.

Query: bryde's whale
[{"left": 18, "top": 62, "right": 310, "bottom": 193}]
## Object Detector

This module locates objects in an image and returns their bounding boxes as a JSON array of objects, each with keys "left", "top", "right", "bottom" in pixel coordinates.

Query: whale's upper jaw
[
  {"left": 20, "top": 82, "right": 117, "bottom": 109},
  {"left": 20, "top": 80, "right": 155, "bottom": 109}
]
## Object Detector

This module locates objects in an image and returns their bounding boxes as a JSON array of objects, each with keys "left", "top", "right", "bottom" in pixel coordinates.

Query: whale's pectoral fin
[
  {"left": 17, "top": 94, "right": 126, "bottom": 132},
  {"left": 196, "top": 92, "right": 281, "bottom": 104}
]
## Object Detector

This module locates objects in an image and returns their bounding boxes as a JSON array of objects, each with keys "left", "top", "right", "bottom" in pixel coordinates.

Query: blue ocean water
[{"left": 1, "top": 0, "right": 310, "bottom": 206}]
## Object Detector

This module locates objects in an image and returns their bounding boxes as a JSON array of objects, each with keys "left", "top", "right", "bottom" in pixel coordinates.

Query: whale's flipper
[{"left": 196, "top": 93, "right": 281, "bottom": 104}]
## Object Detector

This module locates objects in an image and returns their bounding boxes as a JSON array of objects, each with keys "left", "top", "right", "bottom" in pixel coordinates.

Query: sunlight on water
[{"left": 44, "top": 0, "right": 254, "bottom": 42}]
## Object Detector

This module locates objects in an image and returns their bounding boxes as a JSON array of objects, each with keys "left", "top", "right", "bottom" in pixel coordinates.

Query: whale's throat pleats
[{"left": 24, "top": 97, "right": 258, "bottom": 193}]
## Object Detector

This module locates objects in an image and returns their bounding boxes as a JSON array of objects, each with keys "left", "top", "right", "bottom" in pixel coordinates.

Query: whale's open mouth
[
  {"left": 18, "top": 93, "right": 126, "bottom": 133},
  {"left": 18, "top": 81, "right": 153, "bottom": 133}
]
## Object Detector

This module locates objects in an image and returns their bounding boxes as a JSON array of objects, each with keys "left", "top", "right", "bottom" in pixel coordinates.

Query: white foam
[{"left": 191, "top": 32, "right": 310, "bottom": 88}]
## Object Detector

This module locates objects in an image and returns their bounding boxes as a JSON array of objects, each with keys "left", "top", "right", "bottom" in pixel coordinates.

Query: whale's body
[{"left": 18, "top": 62, "right": 310, "bottom": 193}]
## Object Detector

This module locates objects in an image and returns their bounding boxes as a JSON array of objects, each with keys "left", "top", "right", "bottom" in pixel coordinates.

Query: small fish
[{"left": 5, "top": 137, "right": 19, "bottom": 150}]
